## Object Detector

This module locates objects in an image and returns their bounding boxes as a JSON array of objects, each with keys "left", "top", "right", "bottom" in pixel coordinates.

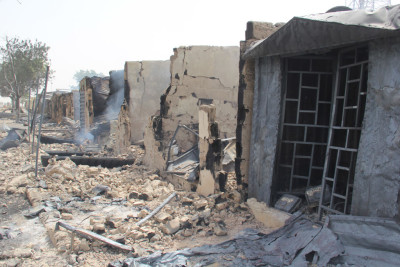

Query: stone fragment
[
  {"left": 200, "top": 208, "right": 211, "bottom": 219},
  {"left": 93, "top": 224, "right": 105, "bottom": 233},
  {"left": 155, "top": 212, "right": 172, "bottom": 224},
  {"left": 162, "top": 218, "right": 180, "bottom": 235},
  {"left": 182, "top": 229, "right": 194, "bottom": 237},
  {"left": 247, "top": 198, "right": 291, "bottom": 229},
  {"left": 109, "top": 234, "right": 125, "bottom": 244},
  {"left": 130, "top": 200, "right": 146, "bottom": 206},
  {"left": 92, "top": 184, "right": 111, "bottom": 195},
  {"left": 150, "top": 234, "right": 161, "bottom": 242},
  {"left": 90, "top": 216, "right": 105, "bottom": 225},
  {"left": 67, "top": 254, "right": 77, "bottom": 265},
  {"left": 239, "top": 203, "right": 248, "bottom": 210},
  {"left": 61, "top": 213, "right": 73, "bottom": 220},
  {"left": 7, "top": 174, "right": 29, "bottom": 190},
  {"left": 215, "top": 202, "right": 228, "bottom": 211},
  {"left": 214, "top": 224, "right": 228, "bottom": 236},
  {"left": 138, "top": 209, "right": 149, "bottom": 219},
  {"left": 128, "top": 230, "right": 145, "bottom": 240},
  {"left": 79, "top": 239, "right": 91, "bottom": 251},
  {"left": 106, "top": 217, "right": 123, "bottom": 228},
  {"left": 181, "top": 197, "right": 193, "bottom": 206},
  {"left": 26, "top": 188, "right": 46, "bottom": 207},
  {"left": 194, "top": 199, "right": 208, "bottom": 210}
]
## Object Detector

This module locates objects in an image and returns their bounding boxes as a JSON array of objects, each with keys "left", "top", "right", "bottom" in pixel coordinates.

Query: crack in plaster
[{"left": 187, "top": 75, "right": 231, "bottom": 89}]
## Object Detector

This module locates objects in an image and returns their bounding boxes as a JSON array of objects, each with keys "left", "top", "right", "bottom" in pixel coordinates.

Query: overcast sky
[{"left": 0, "top": 0, "right": 398, "bottom": 93}]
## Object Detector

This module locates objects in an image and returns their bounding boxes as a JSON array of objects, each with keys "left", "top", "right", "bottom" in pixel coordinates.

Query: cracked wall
[
  {"left": 144, "top": 46, "right": 239, "bottom": 170},
  {"left": 124, "top": 60, "right": 171, "bottom": 142}
]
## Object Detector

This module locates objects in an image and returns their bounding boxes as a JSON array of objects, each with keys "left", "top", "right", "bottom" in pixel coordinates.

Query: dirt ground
[{"left": 0, "top": 115, "right": 271, "bottom": 267}]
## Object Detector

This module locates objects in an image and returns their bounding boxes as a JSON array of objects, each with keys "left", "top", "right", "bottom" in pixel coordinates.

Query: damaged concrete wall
[
  {"left": 351, "top": 37, "right": 400, "bottom": 218},
  {"left": 248, "top": 56, "right": 282, "bottom": 205},
  {"left": 124, "top": 61, "right": 170, "bottom": 142},
  {"left": 236, "top": 22, "right": 283, "bottom": 198},
  {"left": 144, "top": 46, "right": 239, "bottom": 171}
]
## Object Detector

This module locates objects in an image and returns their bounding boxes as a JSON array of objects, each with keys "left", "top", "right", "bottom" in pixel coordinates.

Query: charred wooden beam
[
  {"left": 39, "top": 135, "right": 76, "bottom": 144},
  {"left": 45, "top": 150, "right": 96, "bottom": 157}
]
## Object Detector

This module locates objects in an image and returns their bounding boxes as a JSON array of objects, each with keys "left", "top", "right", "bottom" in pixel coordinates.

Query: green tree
[
  {"left": 70, "top": 69, "right": 105, "bottom": 89},
  {"left": 0, "top": 36, "right": 51, "bottom": 118}
]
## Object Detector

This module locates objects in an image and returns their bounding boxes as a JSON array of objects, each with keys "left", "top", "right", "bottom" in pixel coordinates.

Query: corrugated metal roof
[{"left": 243, "top": 5, "right": 400, "bottom": 59}]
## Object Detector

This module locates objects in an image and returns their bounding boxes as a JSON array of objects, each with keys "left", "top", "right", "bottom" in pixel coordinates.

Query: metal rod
[
  {"left": 35, "top": 66, "right": 49, "bottom": 179},
  {"left": 27, "top": 86, "right": 31, "bottom": 144},
  {"left": 56, "top": 221, "right": 132, "bottom": 252},
  {"left": 31, "top": 80, "right": 41, "bottom": 153},
  {"left": 136, "top": 192, "right": 177, "bottom": 226}
]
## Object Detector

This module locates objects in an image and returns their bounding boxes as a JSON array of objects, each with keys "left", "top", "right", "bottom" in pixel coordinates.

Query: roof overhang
[{"left": 243, "top": 5, "right": 400, "bottom": 60}]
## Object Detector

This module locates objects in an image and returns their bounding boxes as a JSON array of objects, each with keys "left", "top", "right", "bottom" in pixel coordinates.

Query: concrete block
[
  {"left": 247, "top": 198, "right": 291, "bottom": 229},
  {"left": 163, "top": 218, "right": 180, "bottom": 235}
]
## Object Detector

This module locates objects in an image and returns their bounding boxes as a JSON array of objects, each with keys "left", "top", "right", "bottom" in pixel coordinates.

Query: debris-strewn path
[{"left": 0, "top": 117, "right": 266, "bottom": 266}]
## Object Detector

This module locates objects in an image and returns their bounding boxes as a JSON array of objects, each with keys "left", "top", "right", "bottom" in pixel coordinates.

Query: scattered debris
[
  {"left": 109, "top": 215, "right": 343, "bottom": 266},
  {"left": 305, "top": 185, "right": 331, "bottom": 207},
  {"left": 41, "top": 155, "right": 135, "bottom": 168}
]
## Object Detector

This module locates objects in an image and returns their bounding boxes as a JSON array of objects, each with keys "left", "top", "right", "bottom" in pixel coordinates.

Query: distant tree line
[{"left": 0, "top": 36, "right": 51, "bottom": 118}]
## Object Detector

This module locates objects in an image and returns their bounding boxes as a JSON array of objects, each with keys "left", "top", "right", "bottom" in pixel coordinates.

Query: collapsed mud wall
[
  {"left": 144, "top": 46, "right": 239, "bottom": 170},
  {"left": 235, "top": 22, "right": 283, "bottom": 197},
  {"left": 124, "top": 61, "right": 170, "bottom": 142},
  {"left": 48, "top": 91, "right": 74, "bottom": 124},
  {"left": 79, "top": 78, "right": 94, "bottom": 132},
  {"left": 114, "top": 102, "right": 131, "bottom": 155}
]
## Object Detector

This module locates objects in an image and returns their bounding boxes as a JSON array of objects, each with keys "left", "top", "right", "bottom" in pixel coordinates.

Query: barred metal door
[{"left": 318, "top": 46, "right": 368, "bottom": 216}]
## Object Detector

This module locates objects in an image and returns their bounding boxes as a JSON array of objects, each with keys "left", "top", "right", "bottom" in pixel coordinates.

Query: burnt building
[{"left": 236, "top": 5, "right": 400, "bottom": 218}]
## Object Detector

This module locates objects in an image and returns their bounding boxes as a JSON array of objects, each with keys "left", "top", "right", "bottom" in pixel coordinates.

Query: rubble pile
[
  {"left": 35, "top": 157, "right": 256, "bottom": 256},
  {"left": 0, "top": 126, "right": 263, "bottom": 266}
]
